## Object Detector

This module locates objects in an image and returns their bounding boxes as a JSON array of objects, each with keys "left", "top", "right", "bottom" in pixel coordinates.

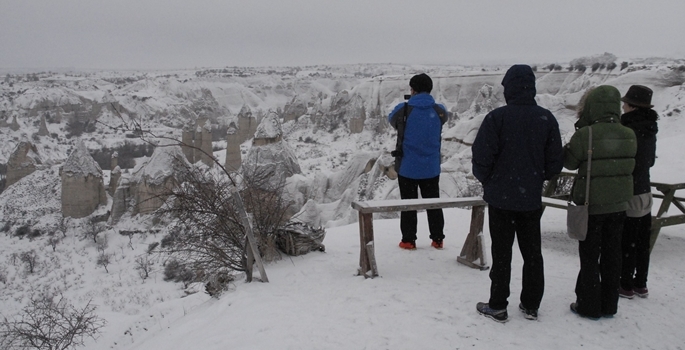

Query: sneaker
[
  {"left": 398, "top": 241, "right": 416, "bottom": 250},
  {"left": 570, "top": 302, "right": 600, "bottom": 320},
  {"left": 476, "top": 302, "right": 508, "bottom": 323},
  {"left": 431, "top": 240, "right": 444, "bottom": 249},
  {"left": 518, "top": 303, "right": 538, "bottom": 320},
  {"left": 634, "top": 287, "right": 649, "bottom": 298},
  {"left": 618, "top": 287, "right": 634, "bottom": 299}
]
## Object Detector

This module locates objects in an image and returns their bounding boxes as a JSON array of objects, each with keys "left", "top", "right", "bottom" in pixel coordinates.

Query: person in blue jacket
[
  {"left": 388, "top": 73, "right": 448, "bottom": 250},
  {"left": 472, "top": 64, "right": 563, "bottom": 322}
]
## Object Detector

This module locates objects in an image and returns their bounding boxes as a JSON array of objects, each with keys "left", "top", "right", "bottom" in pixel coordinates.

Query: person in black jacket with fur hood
[{"left": 618, "top": 85, "right": 659, "bottom": 299}]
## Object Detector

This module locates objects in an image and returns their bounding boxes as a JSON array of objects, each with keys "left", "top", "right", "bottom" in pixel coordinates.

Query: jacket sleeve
[
  {"left": 544, "top": 116, "right": 564, "bottom": 180},
  {"left": 471, "top": 113, "right": 498, "bottom": 184},
  {"left": 563, "top": 129, "right": 584, "bottom": 171},
  {"left": 388, "top": 103, "right": 404, "bottom": 130}
]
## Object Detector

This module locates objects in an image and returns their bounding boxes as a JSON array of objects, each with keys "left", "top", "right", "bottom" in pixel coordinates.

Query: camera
[{"left": 404, "top": 94, "right": 411, "bottom": 100}]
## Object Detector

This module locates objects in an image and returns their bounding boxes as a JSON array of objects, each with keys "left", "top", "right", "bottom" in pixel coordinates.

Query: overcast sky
[{"left": 1, "top": 0, "right": 684, "bottom": 70}]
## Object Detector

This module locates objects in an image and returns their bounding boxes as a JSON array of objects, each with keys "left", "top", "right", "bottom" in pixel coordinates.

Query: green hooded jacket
[{"left": 563, "top": 85, "right": 637, "bottom": 215}]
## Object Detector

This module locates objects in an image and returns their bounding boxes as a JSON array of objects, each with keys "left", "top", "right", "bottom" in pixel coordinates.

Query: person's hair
[{"left": 409, "top": 73, "right": 432, "bottom": 93}]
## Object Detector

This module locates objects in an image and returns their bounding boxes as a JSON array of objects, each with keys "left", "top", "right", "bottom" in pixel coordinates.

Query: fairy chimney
[
  {"left": 224, "top": 126, "right": 242, "bottom": 171},
  {"left": 61, "top": 141, "right": 107, "bottom": 218},
  {"left": 37, "top": 115, "right": 49, "bottom": 136},
  {"left": 6, "top": 141, "right": 42, "bottom": 188}
]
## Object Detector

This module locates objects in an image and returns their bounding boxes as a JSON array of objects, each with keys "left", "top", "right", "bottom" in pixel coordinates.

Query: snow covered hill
[{"left": 1, "top": 57, "right": 685, "bottom": 349}]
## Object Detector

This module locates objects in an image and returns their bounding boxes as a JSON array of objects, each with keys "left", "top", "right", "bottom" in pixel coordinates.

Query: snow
[
  {"left": 124, "top": 209, "right": 685, "bottom": 349},
  {"left": 130, "top": 142, "right": 188, "bottom": 186},
  {"left": 62, "top": 141, "right": 103, "bottom": 177},
  {"left": 2, "top": 60, "right": 685, "bottom": 349}
]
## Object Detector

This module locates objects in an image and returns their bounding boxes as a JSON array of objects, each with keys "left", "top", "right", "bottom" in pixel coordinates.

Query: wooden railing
[{"left": 543, "top": 172, "right": 685, "bottom": 251}]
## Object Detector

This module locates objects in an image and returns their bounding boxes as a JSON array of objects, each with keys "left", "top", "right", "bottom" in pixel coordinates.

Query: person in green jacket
[{"left": 563, "top": 85, "right": 637, "bottom": 319}]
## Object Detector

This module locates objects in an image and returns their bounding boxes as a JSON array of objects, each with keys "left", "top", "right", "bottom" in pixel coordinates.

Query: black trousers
[
  {"left": 397, "top": 175, "right": 444, "bottom": 242},
  {"left": 621, "top": 214, "right": 652, "bottom": 290},
  {"left": 487, "top": 206, "right": 544, "bottom": 310},
  {"left": 575, "top": 211, "right": 624, "bottom": 318}
]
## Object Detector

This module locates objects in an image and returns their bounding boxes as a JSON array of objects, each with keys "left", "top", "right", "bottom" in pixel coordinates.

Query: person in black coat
[
  {"left": 619, "top": 85, "right": 658, "bottom": 299},
  {"left": 472, "top": 65, "right": 564, "bottom": 322}
]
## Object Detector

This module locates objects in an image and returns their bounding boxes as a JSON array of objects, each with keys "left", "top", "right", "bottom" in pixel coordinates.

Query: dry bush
[
  {"left": 155, "top": 157, "right": 291, "bottom": 290},
  {"left": 0, "top": 295, "right": 105, "bottom": 350}
]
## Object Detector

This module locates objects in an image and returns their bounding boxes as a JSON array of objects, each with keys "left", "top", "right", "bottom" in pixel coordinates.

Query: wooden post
[
  {"left": 231, "top": 187, "right": 268, "bottom": 283},
  {"left": 457, "top": 205, "right": 489, "bottom": 270},
  {"left": 358, "top": 212, "right": 377, "bottom": 278}
]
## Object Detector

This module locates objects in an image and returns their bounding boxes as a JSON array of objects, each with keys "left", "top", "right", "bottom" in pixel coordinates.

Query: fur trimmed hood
[{"left": 575, "top": 85, "right": 621, "bottom": 129}]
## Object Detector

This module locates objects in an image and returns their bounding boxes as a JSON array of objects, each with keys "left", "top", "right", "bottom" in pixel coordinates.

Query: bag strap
[
  {"left": 393, "top": 103, "right": 409, "bottom": 154},
  {"left": 583, "top": 126, "right": 593, "bottom": 205}
]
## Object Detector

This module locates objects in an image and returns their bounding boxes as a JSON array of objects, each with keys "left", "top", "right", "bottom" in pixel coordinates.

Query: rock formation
[
  {"left": 37, "top": 115, "right": 50, "bottom": 136},
  {"left": 6, "top": 141, "right": 42, "bottom": 188},
  {"left": 243, "top": 113, "right": 301, "bottom": 189},
  {"left": 10, "top": 115, "right": 20, "bottom": 131},
  {"left": 126, "top": 145, "right": 190, "bottom": 215},
  {"left": 180, "top": 119, "right": 214, "bottom": 166},
  {"left": 60, "top": 141, "right": 107, "bottom": 218},
  {"left": 224, "top": 126, "right": 242, "bottom": 171}
]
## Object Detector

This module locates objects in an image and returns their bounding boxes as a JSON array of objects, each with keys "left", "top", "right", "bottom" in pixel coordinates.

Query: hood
[
  {"left": 408, "top": 92, "right": 436, "bottom": 108},
  {"left": 501, "top": 65, "right": 537, "bottom": 105},
  {"left": 575, "top": 85, "right": 621, "bottom": 129}
]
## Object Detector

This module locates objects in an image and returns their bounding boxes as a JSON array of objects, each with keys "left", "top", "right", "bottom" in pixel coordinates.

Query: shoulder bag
[{"left": 567, "top": 126, "right": 592, "bottom": 241}]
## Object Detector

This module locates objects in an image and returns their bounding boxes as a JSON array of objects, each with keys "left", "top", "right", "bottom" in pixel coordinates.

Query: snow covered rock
[{"left": 60, "top": 141, "right": 107, "bottom": 218}]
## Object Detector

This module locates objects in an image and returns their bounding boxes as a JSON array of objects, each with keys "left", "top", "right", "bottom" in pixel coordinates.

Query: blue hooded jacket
[
  {"left": 471, "top": 65, "right": 563, "bottom": 211},
  {"left": 388, "top": 93, "right": 447, "bottom": 179}
]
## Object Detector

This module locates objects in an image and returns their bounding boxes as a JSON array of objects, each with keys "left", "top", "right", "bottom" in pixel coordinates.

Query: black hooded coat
[
  {"left": 472, "top": 65, "right": 564, "bottom": 211},
  {"left": 621, "top": 108, "right": 658, "bottom": 195}
]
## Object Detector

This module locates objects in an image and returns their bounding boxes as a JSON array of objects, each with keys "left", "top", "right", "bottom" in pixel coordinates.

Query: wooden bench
[
  {"left": 543, "top": 173, "right": 685, "bottom": 252},
  {"left": 350, "top": 197, "right": 488, "bottom": 278}
]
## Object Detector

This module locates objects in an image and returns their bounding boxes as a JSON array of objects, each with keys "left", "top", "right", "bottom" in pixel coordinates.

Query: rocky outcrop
[
  {"left": 180, "top": 119, "right": 214, "bottom": 166},
  {"left": 6, "top": 141, "right": 42, "bottom": 188},
  {"left": 120, "top": 144, "right": 190, "bottom": 216},
  {"left": 37, "top": 115, "right": 49, "bottom": 136},
  {"left": 10, "top": 115, "right": 20, "bottom": 131},
  {"left": 236, "top": 104, "right": 259, "bottom": 144},
  {"left": 224, "top": 127, "right": 242, "bottom": 171},
  {"left": 60, "top": 142, "right": 107, "bottom": 218},
  {"left": 243, "top": 114, "right": 301, "bottom": 188},
  {"left": 283, "top": 97, "right": 308, "bottom": 122}
]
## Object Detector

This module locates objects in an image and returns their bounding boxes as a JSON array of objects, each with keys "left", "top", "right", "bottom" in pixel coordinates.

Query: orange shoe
[
  {"left": 399, "top": 241, "right": 416, "bottom": 250},
  {"left": 431, "top": 240, "right": 443, "bottom": 249}
]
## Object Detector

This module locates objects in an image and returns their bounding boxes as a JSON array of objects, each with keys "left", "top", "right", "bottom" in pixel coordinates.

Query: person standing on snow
[
  {"left": 388, "top": 73, "right": 448, "bottom": 250},
  {"left": 618, "top": 85, "right": 658, "bottom": 300},
  {"left": 565, "top": 85, "right": 637, "bottom": 320},
  {"left": 472, "top": 64, "right": 563, "bottom": 323}
]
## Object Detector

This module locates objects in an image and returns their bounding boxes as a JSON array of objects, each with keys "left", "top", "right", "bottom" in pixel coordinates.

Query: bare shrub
[
  {"left": 0, "top": 295, "right": 106, "bottom": 350},
  {"left": 163, "top": 259, "right": 195, "bottom": 287},
  {"left": 48, "top": 237, "right": 61, "bottom": 252},
  {"left": 95, "top": 235, "right": 108, "bottom": 253},
  {"left": 83, "top": 219, "right": 105, "bottom": 243},
  {"left": 19, "top": 250, "right": 38, "bottom": 274},
  {"left": 157, "top": 159, "right": 290, "bottom": 286},
  {"left": 96, "top": 253, "right": 111, "bottom": 273},
  {"left": 134, "top": 255, "right": 153, "bottom": 280}
]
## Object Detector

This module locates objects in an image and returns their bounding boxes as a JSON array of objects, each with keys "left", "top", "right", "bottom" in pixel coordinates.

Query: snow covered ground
[{"left": 116, "top": 208, "right": 685, "bottom": 350}]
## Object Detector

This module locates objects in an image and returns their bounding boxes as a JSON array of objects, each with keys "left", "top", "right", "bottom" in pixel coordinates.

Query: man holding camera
[{"left": 388, "top": 73, "right": 448, "bottom": 250}]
